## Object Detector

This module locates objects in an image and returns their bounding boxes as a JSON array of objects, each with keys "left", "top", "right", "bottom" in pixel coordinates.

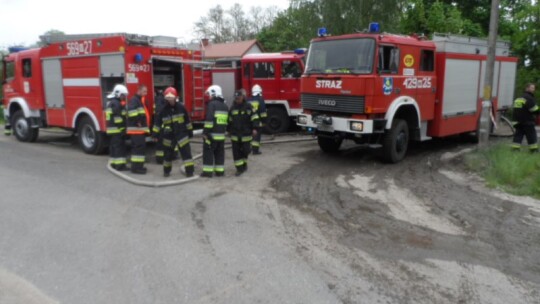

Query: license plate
[{"left": 317, "top": 124, "right": 334, "bottom": 132}]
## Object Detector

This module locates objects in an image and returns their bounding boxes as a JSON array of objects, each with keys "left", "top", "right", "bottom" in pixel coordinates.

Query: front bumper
[{"left": 297, "top": 113, "right": 385, "bottom": 134}]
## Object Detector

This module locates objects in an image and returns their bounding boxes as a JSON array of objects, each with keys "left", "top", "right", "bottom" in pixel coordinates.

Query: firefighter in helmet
[
  {"left": 153, "top": 89, "right": 167, "bottom": 164},
  {"left": 152, "top": 87, "right": 194, "bottom": 177},
  {"left": 248, "top": 84, "right": 267, "bottom": 154},
  {"left": 228, "top": 89, "right": 260, "bottom": 176},
  {"left": 511, "top": 83, "right": 539, "bottom": 152},
  {"left": 201, "top": 84, "right": 229, "bottom": 178},
  {"left": 105, "top": 84, "right": 129, "bottom": 171},
  {"left": 127, "top": 85, "right": 150, "bottom": 174}
]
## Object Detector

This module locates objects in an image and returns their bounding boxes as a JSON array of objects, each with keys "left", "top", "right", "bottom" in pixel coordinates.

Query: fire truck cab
[
  {"left": 297, "top": 25, "right": 517, "bottom": 162},
  {"left": 206, "top": 50, "right": 305, "bottom": 133},
  {"left": 1, "top": 33, "right": 206, "bottom": 154}
]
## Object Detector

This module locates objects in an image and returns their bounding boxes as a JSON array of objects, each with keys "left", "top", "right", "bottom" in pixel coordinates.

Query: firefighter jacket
[
  {"left": 248, "top": 95, "right": 267, "bottom": 126},
  {"left": 105, "top": 97, "right": 126, "bottom": 135},
  {"left": 152, "top": 94, "right": 167, "bottom": 134},
  {"left": 513, "top": 91, "right": 539, "bottom": 125},
  {"left": 228, "top": 102, "right": 260, "bottom": 142},
  {"left": 203, "top": 97, "right": 229, "bottom": 141},
  {"left": 153, "top": 102, "right": 194, "bottom": 141},
  {"left": 127, "top": 94, "right": 150, "bottom": 134}
]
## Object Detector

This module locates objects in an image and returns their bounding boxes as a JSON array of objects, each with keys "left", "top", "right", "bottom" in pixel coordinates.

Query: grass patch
[{"left": 464, "top": 143, "right": 540, "bottom": 199}]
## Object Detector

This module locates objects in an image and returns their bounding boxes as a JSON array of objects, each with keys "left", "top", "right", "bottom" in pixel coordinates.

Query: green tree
[
  {"left": 257, "top": 1, "right": 321, "bottom": 51},
  {"left": 258, "top": 0, "right": 406, "bottom": 51},
  {"left": 36, "top": 29, "right": 65, "bottom": 47}
]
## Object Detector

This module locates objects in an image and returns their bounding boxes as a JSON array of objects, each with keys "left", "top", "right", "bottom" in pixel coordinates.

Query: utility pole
[{"left": 479, "top": 0, "right": 501, "bottom": 146}]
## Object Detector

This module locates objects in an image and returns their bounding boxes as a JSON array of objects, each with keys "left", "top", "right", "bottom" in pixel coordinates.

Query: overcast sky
[{"left": 0, "top": 0, "right": 290, "bottom": 49}]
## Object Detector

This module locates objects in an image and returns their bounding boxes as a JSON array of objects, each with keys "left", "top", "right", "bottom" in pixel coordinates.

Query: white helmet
[
  {"left": 252, "top": 84, "right": 262, "bottom": 96},
  {"left": 107, "top": 84, "right": 128, "bottom": 98},
  {"left": 205, "top": 85, "right": 223, "bottom": 99}
]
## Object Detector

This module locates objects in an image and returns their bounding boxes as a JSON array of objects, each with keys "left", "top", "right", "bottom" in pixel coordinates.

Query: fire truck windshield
[{"left": 305, "top": 38, "right": 375, "bottom": 75}]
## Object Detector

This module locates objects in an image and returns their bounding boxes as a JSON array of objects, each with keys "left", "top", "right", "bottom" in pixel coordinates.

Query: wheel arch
[
  {"left": 73, "top": 108, "right": 102, "bottom": 132},
  {"left": 8, "top": 97, "right": 39, "bottom": 118},
  {"left": 384, "top": 96, "right": 421, "bottom": 140}
]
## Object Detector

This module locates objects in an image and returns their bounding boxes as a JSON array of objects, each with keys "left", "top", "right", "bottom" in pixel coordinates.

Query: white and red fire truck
[
  {"left": 297, "top": 25, "right": 517, "bottom": 162},
  {"left": 205, "top": 50, "right": 305, "bottom": 133},
  {"left": 1, "top": 33, "right": 207, "bottom": 154}
]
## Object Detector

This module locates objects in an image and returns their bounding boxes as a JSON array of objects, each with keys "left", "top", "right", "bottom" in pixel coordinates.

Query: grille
[{"left": 301, "top": 94, "right": 365, "bottom": 114}]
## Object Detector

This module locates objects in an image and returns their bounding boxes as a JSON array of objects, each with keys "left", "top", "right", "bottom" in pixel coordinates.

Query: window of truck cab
[
  {"left": 22, "top": 58, "right": 32, "bottom": 78},
  {"left": 3, "top": 60, "right": 15, "bottom": 82},
  {"left": 378, "top": 45, "right": 399, "bottom": 74},
  {"left": 305, "top": 38, "right": 375, "bottom": 74}
]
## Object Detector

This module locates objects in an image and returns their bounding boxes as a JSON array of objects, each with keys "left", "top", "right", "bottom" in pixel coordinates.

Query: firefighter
[
  {"left": 153, "top": 90, "right": 167, "bottom": 164},
  {"left": 105, "top": 84, "right": 129, "bottom": 171},
  {"left": 201, "top": 85, "right": 229, "bottom": 178},
  {"left": 127, "top": 85, "right": 150, "bottom": 174},
  {"left": 152, "top": 87, "right": 194, "bottom": 177},
  {"left": 228, "top": 89, "right": 260, "bottom": 176},
  {"left": 248, "top": 84, "right": 267, "bottom": 154},
  {"left": 512, "top": 83, "right": 539, "bottom": 152}
]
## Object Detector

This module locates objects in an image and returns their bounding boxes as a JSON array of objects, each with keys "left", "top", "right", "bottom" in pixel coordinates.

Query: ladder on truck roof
[{"left": 39, "top": 33, "right": 199, "bottom": 49}]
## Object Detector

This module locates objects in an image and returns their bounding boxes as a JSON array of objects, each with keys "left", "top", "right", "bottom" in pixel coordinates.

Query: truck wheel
[
  {"left": 382, "top": 119, "right": 409, "bottom": 163},
  {"left": 78, "top": 116, "right": 106, "bottom": 154},
  {"left": 264, "top": 107, "right": 290, "bottom": 134},
  {"left": 317, "top": 136, "right": 342, "bottom": 153},
  {"left": 11, "top": 110, "right": 39, "bottom": 143}
]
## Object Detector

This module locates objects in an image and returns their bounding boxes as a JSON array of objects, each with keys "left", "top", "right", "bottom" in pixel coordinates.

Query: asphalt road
[{"left": 0, "top": 130, "right": 539, "bottom": 304}]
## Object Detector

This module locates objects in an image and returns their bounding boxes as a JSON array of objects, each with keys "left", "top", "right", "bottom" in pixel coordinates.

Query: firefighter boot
[
  {"left": 164, "top": 167, "right": 171, "bottom": 178},
  {"left": 116, "top": 164, "right": 129, "bottom": 171},
  {"left": 185, "top": 165, "right": 194, "bottom": 178},
  {"left": 234, "top": 168, "right": 244, "bottom": 176},
  {"left": 132, "top": 167, "right": 147, "bottom": 175},
  {"left": 252, "top": 147, "right": 261, "bottom": 155},
  {"left": 200, "top": 172, "right": 213, "bottom": 178}
]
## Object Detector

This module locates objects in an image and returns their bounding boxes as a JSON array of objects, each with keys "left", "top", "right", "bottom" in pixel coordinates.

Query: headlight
[
  {"left": 350, "top": 121, "right": 364, "bottom": 132},
  {"left": 298, "top": 115, "right": 308, "bottom": 125}
]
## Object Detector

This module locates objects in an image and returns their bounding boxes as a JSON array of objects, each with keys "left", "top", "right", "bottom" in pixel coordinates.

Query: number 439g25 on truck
[{"left": 297, "top": 23, "right": 517, "bottom": 162}]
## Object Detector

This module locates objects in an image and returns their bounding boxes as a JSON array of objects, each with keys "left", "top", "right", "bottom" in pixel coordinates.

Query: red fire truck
[
  {"left": 297, "top": 25, "right": 517, "bottom": 162},
  {"left": 206, "top": 50, "right": 305, "bottom": 133},
  {"left": 1, "top": 33, "right": 207, "bottom": 154}
]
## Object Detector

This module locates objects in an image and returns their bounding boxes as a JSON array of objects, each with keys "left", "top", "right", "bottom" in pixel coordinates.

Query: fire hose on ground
[{"left": 107, "top": 130, "right": 316, "bottom": 188}]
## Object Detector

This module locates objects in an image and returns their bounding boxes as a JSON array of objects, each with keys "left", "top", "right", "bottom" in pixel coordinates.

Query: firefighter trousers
[
  {"left": 202, "top": 139, "right": 225, "bottom": 175},
  {"left": 155, "top": 132, "right": 165, "bottom": 164},
  {"left": 163, "top": 136, "right": 194, "bottom": 175},
  {"left": 251, "top": 132, "right": 261, "bottom": 153},
  {"left": 109, "top": 134, "right": 127, "bottom": 168},
  {"left": 232, "top": 140, "right": 251, "bottom": 171},
  {"left": 130, "top": 134, "right": 147, "bottom": 170},
  {"left": 512, "top": 123, "right": 538, "bottom": 151}
]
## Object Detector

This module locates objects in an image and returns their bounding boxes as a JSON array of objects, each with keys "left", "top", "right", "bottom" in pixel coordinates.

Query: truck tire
[
  {"left": 77, "top": 116, "right": 106, "bottom": 154},
  {"left": 382, "top": 119, "right": 409, "bottom": 163},
  {"left": 264, "top": 107, "right": 290, "bottom": 134},
  {"left": 317, "top": 136, "right": 343, "bottom": 153},
  {"left": 11, "top": 110, "right": 39, "bottom": 143}
]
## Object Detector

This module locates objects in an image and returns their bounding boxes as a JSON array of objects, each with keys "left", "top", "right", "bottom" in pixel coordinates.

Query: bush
[
  {"left": 464, "top": 143, "right": 540, "bottom": 199},
  {"left": 0, "top": 107, "right": 4, "bottom": 124}
]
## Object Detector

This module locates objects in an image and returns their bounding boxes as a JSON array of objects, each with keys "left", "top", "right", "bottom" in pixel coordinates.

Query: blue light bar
[
  {"left": 318, "top": 27, "right": 328, "bottom": 37},
  {"left": 8, "top": 46, "right": 29, "bottom": 53},
  {"left": 294, "top": 48, "right": 307, "bottom": 55},
  {"left": 369, "top": 22, "right": 380, "bottom": 33}
]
